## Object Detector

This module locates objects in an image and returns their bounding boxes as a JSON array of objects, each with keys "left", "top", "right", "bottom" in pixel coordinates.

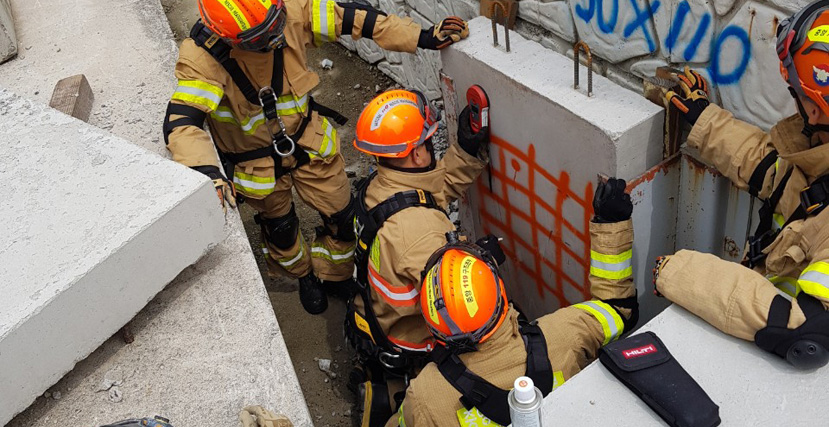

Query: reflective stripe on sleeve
[
  {"left": 572, "top": 300, "right": 625, "bottom": 345},
  {"left": 311, "top": 241, "right": 355, "bottom": 264},
  {"left": 233, "top": 171, "right": 276, "bottom": 196},
  {"left": 312, "top": 0, "right": 337, "bottom": 46},
  {"left": 308, "top": 118, "right": 338, "bottom": 159},
  {"left": 171, "top": 80, "right": 223, "bottom": 112},
  {"left": 590, "top": 249, "right": 633, "bottom": 280},
  {"left": 552, "top": 371, "right": 565, "bottom": 391},
  {"left": 798, "top": 262, "right": 829, "bottom": 299},
  {"left": 768, "top": 275, "right": 799, "bottom": 298},
  {"left": 368, "top": 264, "right": 419, "bottom": 306}
]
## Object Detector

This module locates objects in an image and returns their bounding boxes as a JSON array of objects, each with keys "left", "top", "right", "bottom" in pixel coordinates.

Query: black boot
[
  {"left": 322, "top": 277, "right": 358, "bottom": 300},
  {"left": 299, "top": 273, "right": 328, "bottom": 315}
]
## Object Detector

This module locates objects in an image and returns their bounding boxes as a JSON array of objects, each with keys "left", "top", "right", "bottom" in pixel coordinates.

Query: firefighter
[
  {"left": 162, "top": 0, "right": 470, "bottom": 315},
  {"left": 659, "top": 0, "right": 829, "bottom": 370},
  {"left": 345, "top": 89, "right": 490, "bottom": 426},
  {"left": 394, "top": 178, "right": 638, "bottom": 427}
]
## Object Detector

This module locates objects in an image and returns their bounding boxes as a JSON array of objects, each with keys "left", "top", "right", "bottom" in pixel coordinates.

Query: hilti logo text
[{"left": 622, "top": 344, "right": 657, "bottom": 359}]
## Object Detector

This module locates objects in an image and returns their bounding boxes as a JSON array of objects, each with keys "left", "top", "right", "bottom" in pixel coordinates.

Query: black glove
[
  {"left": 192, "top": 165, "right": 237, "bottom": 214},
  {"left": 457, "top": 106, "right": 489, "bottom": 158},
  {"left": 475, "top": 234, "right": 506, "bottom": 266},
  {"left": 665, "top": 66, "right": 710, "bottom": 126},
  {"left": 417, "top": 17, "right": 469, "bottom": 50},
  {"left": 592, "top": 178, "right": 632, "bottom": 223}
]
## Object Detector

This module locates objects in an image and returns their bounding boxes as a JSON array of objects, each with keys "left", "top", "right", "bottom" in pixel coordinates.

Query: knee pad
[
  {"left": 358, "top": 380, "right": 393, "bottom": 427},
  {"left": 756, "top": 294, "right": 829, "bottom": 370},
  {"left": 320, "top": 196, "right": 356, "bottom": 242},
  {"left": 256, "top": 204, "right": 300, "bottom": 250}
]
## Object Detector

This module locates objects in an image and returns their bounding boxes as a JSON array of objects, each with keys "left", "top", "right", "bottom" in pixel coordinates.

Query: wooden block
[
  {"left": 49, "top": 74, "right": 94, "bottom": 122},
  {"left": 480, "top": 0, "right": 518, "bottom": 29}
]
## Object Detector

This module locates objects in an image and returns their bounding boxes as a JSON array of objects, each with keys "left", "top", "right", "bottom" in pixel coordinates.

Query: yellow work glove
[
  {"left": 417, "top": 17, "right": 469, "bottom": 50},
  {"left": 665, "top": 66, "right": 711, "bottom": 126},
  {"left": 192, "top": 165, "right": 237, "bottom": 214},
  {"left": 239, "top": 406, "right": 293, "bottom": 427}
]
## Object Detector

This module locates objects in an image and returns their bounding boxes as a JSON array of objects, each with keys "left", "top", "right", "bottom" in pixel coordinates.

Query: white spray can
[{"left": 507, "top": 376, "right": 544, "bottom": 427}]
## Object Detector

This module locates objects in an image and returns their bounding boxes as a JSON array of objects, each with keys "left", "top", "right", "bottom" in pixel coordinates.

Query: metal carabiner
[
  {"left": 273, "top": 134, "right": 296, "bottom": 157},
  {"left": 378, "top": 351, "right": 402, "bottom": 370}
]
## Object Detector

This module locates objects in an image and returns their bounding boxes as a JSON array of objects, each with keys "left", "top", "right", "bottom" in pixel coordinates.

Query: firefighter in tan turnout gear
[
  {"left": 163, "top": 0, "right": 470, "bottom": 315},
  {"left": 345, "top": 89, "right": 490, "bottom": 426},
  {"left": 660, "top": 0, "right": 829, "bottom": 369},
  {"left": 394, "top": 178, "right": 639, "bottom": 427}
]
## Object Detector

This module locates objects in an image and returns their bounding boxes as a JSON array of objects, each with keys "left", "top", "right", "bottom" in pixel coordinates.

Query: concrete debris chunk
[
  {"left": 353, "top": 84, "right": 361, "bottom": 90},
  {"left": 108, "top": 387, "right": 123, "bottom": 403},
  {"left": 320, "top": 58, "right": 333, "bottom": 69},
  {"left": 49, "top": 74, "right": 94, "bottom": 122},
  {"left": 317, "top": 358, "right": 337, "bottom": 379}
]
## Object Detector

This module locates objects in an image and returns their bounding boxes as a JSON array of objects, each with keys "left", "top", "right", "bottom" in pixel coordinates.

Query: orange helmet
[
  {"left": 421, "top": 237, "right": 508, "bottom": 353},
  {"left": 353, "top": 89, "right": 441, "bottom": 158},
  {"left": 777, "top": 1, "right": 829, "bottom": 116},
  {"left": 198, "top": 0, "right": 287, "bottom": 51}
]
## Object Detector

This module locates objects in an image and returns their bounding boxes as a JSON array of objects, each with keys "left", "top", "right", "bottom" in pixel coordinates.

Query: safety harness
[
  {"left": 183, "top": 21, "right": 348, "bottom": 180},
  {"left": 347, "top": 171, "right": 447, "bottom": 372},
  {"left": 745, "top": 151, "right": 829, "bottom": 267},
  {"left": 431, "top": 316, "right": 554, "bottom": 426}
]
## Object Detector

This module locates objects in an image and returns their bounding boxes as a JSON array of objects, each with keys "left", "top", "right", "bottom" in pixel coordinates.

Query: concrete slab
[
  {"left": 0, "top": 0, "right": 16, "bottom": 63},
  {"left": 0, "top": 88, "right": 225, "bottom": 425},
  {"left": 443, "top": 17, "right": 664, "bottom": 319},
  {"left": 0, "top": 0, "right": 313, "bottom": 425},
  {"left": 544, "top": 305, "right": 828, "bottom": 425}
]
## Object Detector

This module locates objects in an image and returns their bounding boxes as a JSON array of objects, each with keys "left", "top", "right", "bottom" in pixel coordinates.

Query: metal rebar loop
[
  {"left": 490, "top": 1, "right": 510, "bottom": 52},
  {"left": 574, "top": 41, "right": 593, "bottom": 97}
]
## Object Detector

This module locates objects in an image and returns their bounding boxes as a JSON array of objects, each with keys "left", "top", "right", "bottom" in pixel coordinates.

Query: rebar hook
[
  {"left": 490, "top": 1, "right": 510, "bottom": 52},
  {"left": 574, "top": 41, "right": 593, "bottom": 97}
]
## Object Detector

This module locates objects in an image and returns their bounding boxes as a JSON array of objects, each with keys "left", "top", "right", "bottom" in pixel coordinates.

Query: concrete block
[
  {"left": 0, "top": 87, "right": 225, "bottom": 425},
  {"left": 543, "top": 305, "right": 828, "bottom": 424},
  {"left": 49, "top": 74, "right": 94, "bottom": 122},
  {"left": 378, "top": 60, "right": 408, "bottom": 84},
  {"left": 445, "top": 17, "right": 663, "bottom": 318},
  {"left": 0, "top": 0, "right": 16, "bottom": 63},
  {"left": 356, "top": 38, "right": 386, "bottom": 64}
]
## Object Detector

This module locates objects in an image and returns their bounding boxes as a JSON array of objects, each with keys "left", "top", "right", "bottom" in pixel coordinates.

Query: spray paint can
[{"left": 508, "top": 376, "right": 544, "bottom": 427}]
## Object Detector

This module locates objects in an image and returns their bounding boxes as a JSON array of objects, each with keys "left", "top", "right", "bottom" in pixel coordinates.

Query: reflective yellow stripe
[
  {"left": 369, "top": 234, "right": 381, "bottom": 271},
  {"left": 768, "top": 275, "right": 799, "bottom": 298},
  {"left": 456, "top": 407, "right": 502, "bottom": 427},
  {"left": 257, "top": 0, "right": 272, "bottom": 8},
  {"left": 276, "top": 242, "right": 305, "bottom": 268},
  {"left": 798, "top": 261, "right": 829, "bottom": 299},
  {"left": 773, "top": 213, "right": 785, "bottom": 231},
  {"left": 552, "top": 370, "right": 565, "bottom": 390},
  {"left": 309, "top": 118, "right": 338, "bottom": 159},
  {"left": 233, "top": 171, "right": 276, "bottom": 196},
  {"left": 573, "top": 300, "right": 625, "bottom": 345},
  {"left": 276, "top": 94, "right": 309, "bottom": 116},
  {"left": 211, "top": 107, "right": 267, "bottom": 135},
  {"left": 398, "top": 402, "right": 406, "bottom": 427},
  {"left": 172, "top": 80, "right": 224, "bottom": 111},
  {"left": 311, "top": 242, "right": 355, "bottom": 264},
  {"left": 590, "top": 249, "right": 633, "bottom": 280},
  {"left": 218, "top": 0, "right": 251, "bottom": 31},
  {"left": 312, "top": 0, "right": 337, "bottom": 46}
]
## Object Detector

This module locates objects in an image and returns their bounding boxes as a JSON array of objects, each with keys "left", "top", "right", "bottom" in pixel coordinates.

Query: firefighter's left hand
[
  {"left": 192, "top": 165, "right": 237, "bottom": 214},
  {"left": 666, "top": 66, "right": 710, "bottom": 126},
  {"left": 418, "top": 17, "right": 469, "bottom": 50},
  {"left": 457, "top": 106, "right": 489, "bottom": 158},
  {"left": 592, "top": 178, "right": 632, "bottom": 223}
]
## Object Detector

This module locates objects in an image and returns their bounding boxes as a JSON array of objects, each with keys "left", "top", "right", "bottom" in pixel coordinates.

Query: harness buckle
[
  {"left": 746, "top": 230, "right": 776, "bottom": 268},
  {"left": 800, "top": 181, "right": 828, "bottom": 215},
  {"left": 378, "top": 351, "right": 402, "bottom": 370}
]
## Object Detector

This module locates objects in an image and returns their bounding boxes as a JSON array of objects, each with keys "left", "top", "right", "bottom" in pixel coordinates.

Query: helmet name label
[
  {"left": 370, "top": 98, "right": 417, "bottom": 131},
  {"left": 808, "top": 25, "right": 829, "bottom": 43},
  {"left": 459, "top": 256, "right": 479, "bottom": 318}
]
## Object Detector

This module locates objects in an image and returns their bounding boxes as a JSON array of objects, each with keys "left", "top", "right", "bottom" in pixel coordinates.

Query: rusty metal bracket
[
  {"left": 573, "top": 41, "right": 593, "bottom": 97},
  {"left": 490, "top": 1, "right": 510, "bottom": 52}
]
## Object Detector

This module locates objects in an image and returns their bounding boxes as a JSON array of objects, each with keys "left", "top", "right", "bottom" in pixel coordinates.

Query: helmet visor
[{"left": 236, "top": 3, "right": 287, "bottom": 51}]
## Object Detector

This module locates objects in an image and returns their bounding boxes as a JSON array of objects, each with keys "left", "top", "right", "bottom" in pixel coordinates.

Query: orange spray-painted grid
[{"left": 477, "top": 135, "right": 594, "bottom": 308}]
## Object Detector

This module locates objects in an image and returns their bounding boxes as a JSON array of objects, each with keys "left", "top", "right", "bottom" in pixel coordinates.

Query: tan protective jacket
[
  {"left": 395, "top": 219, "right": 636, "bottom": 427},
  {"left": 166, "top": 0, "right": 420, "bottom": 198},
  {"left": 658, "top": 105, "right": 829, "bottom": 341},
  {"left": 353, "top": 144, "right": 486, "bottom": 352}
]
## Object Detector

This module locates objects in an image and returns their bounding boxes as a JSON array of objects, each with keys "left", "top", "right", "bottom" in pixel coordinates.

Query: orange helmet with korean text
[
  {"left": 777, "top": 1, "right": 829, "bottom": 116},
  {"left": 353, "top": 89, "right": 441, "bottom": 158},
  {"left": 198, "top": 0, "right": 287, "bottom": 51},
  {"left": 420, "top": 239, "right": 508, "bottom": 353}
]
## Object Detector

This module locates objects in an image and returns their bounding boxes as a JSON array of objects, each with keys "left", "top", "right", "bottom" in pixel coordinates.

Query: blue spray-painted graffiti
[{"left": 574, "top": 0, "right": 753, "bottom": 85}]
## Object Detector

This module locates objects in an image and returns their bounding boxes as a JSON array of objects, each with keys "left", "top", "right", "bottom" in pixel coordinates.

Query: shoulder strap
[
  {"left": 191, "top": 20, "right": 284, "bottom": 108},
  {"left": 748, "top": 150, "right": 779, "bottom": 198},
  {"left": 432, "top": 346, "right": 512, "bottom": 426},
  {"left": 519, "top": 320, "right": 554, "bottom": 395},
  {"left": 753, "top": 166, "right": 795, "bottom": 241}
]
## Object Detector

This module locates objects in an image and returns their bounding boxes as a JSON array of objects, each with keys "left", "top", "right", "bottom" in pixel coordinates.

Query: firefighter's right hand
[
  {"left": 592, "top": 178, "right": 632, "bottom": 223},
  {"left": 458, "top": 106, "right": 490, "bottom": 158},
  {"left": 192, "top": 165, "right": 237, "bottom": 214},
  {"left": 418, "top": 17, "right": 469, "bottom": 50},
  {"left": 666, "top": 66, "right": 710, "bottom": 126}
]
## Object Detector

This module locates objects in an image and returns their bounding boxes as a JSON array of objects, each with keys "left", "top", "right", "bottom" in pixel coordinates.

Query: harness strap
[
  {"left": 748, "top": 150, "right": 779, "bottom": 198},
  {"left": 520, "top": 321, "right": 554, "bottom": 395},
  {"left": 746, "top": 167, "right": 795, "bottom": 268},
  {"left": 342, "top": 7, "right": 356, "bottom": 37},
  {"left": 362, "top": 12, "right": 379, "bottom": 39},
  {"left": 337, "top": 2, "right": 387, "bottom": 39},
  {"left": 163, "top": 103, "right": 207, "bottom": 145}
]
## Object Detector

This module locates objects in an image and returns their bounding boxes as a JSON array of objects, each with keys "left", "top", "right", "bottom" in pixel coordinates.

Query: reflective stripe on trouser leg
[
  {"left": 262, "top": 232, "right": 312, "bottom": 279},
  {"left": 311, "top": 234, "right": 356, "bottom": 282},
  {"left": 572, "top": 300, "right": 625, "bottom": 345}
]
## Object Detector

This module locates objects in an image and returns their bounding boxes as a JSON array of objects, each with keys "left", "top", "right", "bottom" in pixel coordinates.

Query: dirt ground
[{"left": 160, "top": 2, "right": 399, "bottom": 425}]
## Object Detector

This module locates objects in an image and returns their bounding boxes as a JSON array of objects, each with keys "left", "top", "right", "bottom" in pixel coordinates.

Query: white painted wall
[{"left": 346, "top": 0, "right": 798, "bottom": 129}]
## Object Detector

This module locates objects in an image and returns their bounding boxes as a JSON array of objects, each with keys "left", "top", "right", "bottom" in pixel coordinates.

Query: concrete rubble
[
  {"left": 0, "top": 0, "right": 16, "bottom": 63},
  {"left": 1, "top": 0, "right": 313, "bottom": 425}
]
